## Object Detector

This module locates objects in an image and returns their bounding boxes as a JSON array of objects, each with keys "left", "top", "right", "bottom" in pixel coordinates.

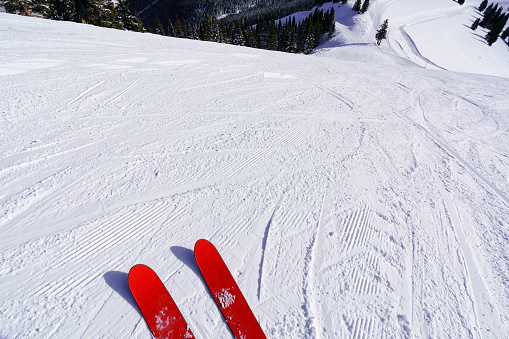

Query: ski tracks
[
  {"left": 404, "top": 115, "right": 509, "bottom": 337},
  {"left": 258, "top": 192, "right": 406, "bottom": 337},
  {"left": 258, "top": 208, "right": 276, "bottom": 301},
  {"left": 301, "top": 191, "right": 327, "bottom": 338},
  {"left": 67, "top": 78, "right": 143, "bottom": 111},
  {"left": 254, "top": 190, "right": 326, "bottom": 337},
  {"left": 333, "top": 207, "right": 384, "bottom": 338},
  {"left": 310, "top": 200, "right": 412, "bottom": 339},
  {"left": 207, "top": 119, "right": 309, "bottom": 182},
  {"left": 384, "top": 1, "right": 469, "bottom": 68},
  {"left": 0, "top": 199, "right": 189, "bottom": 337}
]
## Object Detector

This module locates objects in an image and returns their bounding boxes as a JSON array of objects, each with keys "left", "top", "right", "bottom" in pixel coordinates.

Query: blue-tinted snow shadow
[
  {"left": 170, "top": 245, "right": 216, "bottom": 304},
  {"left": 471, "top": 32, "right": 489, "bottom": 45},
  {"left": 103, "top": 271, "right": 142, "bottom": 317},
  {"left": 170, "top": 246, "right": 203, "bottom": 280}
]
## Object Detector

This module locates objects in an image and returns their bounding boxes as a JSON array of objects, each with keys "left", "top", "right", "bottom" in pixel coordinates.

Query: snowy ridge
[{"left": 1, "top": 3, "right": 509, "bottom": 338}]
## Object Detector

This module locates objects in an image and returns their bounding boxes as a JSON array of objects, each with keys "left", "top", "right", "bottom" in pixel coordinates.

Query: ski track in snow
[{"left": 1, "top": 4, "right": 509, "bottom": 338}]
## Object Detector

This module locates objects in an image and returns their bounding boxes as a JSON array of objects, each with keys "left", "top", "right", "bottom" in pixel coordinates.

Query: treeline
[
  {"left": 157, "top": 6, "right": 336, "bottom": 54},
  {"left": 5, "top": 0, "right": 341, "bottom": 55},
  {"left": 4, "top": 0, "right": 145, "bottom": 31},
  {"left": 128, "top": 0, "right": 319, "bottom": 32},
  {"left": 471, "top": 0, "right": 509, "bottom": 46}
]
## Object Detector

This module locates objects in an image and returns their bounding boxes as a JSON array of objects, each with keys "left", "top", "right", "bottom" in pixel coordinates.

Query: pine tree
[
  {"left": 201, "top": 14, "right": 212, "bottom": 41},
  {"left": 116, "top": 0, "right": 139, "bottom": 31},
  {"left": 175, "top": 14, "right": 184, "bottom": 38},
  {"left": 186, "top": 21, "right": 194, "bottom": 39},
  {"left": 361, "top": 0, "right": 370, "bottom": 14},
  {"left": 168, "top": 19, "right": 175, "bottom": 37},
  {"left": 328, "top": 7, "right": 335, "bottom": 40},
  {"left": 246, "top": 26, "right": 256, "bottom": 48},
  {"left": 485, "top": 26, "right": 499, "bottom": 46},
  {"left": 181, "top": 18, "right": 188, "bottom": 38},
  {"left": 269, "top": 20, "right": 278, "bottom": 50},
  {"left": 219, "top": 21, "right": 227, "bottom": 43},
  {"left": 304, "top": 18, "right": 315, "bottom": 54},
  {"left": 155, "top": 15, "right": 165, "bottom": 35},
  {"left": 289, "top": 22, "right": 297, "bottom": 53},
  {"left": 458, "top": 0, "right": 465, "bottom": 5},
  {"left": 4, "top": 0, "right": 20, "bottom": 15},
  {"left": 210, "top": 16, "right": 220, "bottom": 42},
  {"left": 296, "top": 19, "right": 305, "bottom": 52},
  {"left": 146, "top": 23, "right": 154, "bottom": 34},
  {"left": 5, "top": 0, "right": 48, "bottom": 17},
  {"left": 189, "top": 23, "right": 198, "bottom": 40},
  {"left": 96, "top": 0, "right": 120, "bottom": 28},
  {"left": 47, "top": 0, "right": 74, "bottom": 21},
  {"left": 353, "top": 0, "right": 362, "bottom": 13},
  {"left": 375, "top": 19, "right": 388, "bottom": 45},
  {"left": 133, "top": 11, "right": 144, "bottom": 32},
  {"left": 480, "top": 4, "right": 497, "bottom": 28},
  {"left": 278, "top": 20, "right": 289, "bottom": 52},
  {"left": 232, "top": 19, "right": 245, "bottom": 45},
  {"left": 479, "top": 0, "right": 488, "bottom": 12},
  {"left": 485, "top": 13, "right": 507, "bottom": 46},
  {"left": 243, "top": 19, "right": 254, "bottom": 47},
  {"left": 487, "top": 7, "right": 503, "bottom": 30},
  {"left": 471, "top": 17, "right": 480, "bottom": 30},
  {"left": 257, "top": 20, "right": 270, "bottom": 49},
  {"left": 313, "top": 10, "right": 322, "bottom": 46},
  {"left": 484, "top": 3, "right": 494, "bottom": 14}
]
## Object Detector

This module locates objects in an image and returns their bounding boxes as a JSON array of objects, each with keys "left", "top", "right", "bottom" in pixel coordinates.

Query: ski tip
[
  {"left": 194, "top": 238, "right": 216, "bottom": 254},
  {"left": 195, "top": 238, "right": 211, "bottom": 246},
  {"left": 128, "top": 264, "right": 153, "bottom": 285},
  {"left": 129, "top": 263, "right": 150, "bottom": 274},
  {"left": 129, "top": 263, "right": 148, "bottom": 271}
]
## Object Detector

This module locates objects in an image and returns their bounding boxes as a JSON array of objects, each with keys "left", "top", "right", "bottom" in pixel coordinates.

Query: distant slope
[{"left": 315, "top": 0, "right": 509, "bottom": 78}]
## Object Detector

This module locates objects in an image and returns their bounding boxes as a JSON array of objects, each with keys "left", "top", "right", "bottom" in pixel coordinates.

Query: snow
[
  {"left": 216, "top": 288, "right": 236, "bottom": 309},
  {"left": 1, "top": 0, "right": 509, "bottom": 337},
  {"left": 316, "top": 0, "right": 509, "bottom": 77},
  {"left": 154, "top": 308, "right": 173, "bottom": 332}
]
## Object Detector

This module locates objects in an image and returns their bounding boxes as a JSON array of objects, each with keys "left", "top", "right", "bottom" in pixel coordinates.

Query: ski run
[{"left": 1, "top": 0, "right": 509, "bottom": 338}]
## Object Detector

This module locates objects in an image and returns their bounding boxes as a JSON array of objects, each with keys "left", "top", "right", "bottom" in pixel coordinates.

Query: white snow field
[{"left": 1, "top": 0, "right": 509, "bottom": 337}]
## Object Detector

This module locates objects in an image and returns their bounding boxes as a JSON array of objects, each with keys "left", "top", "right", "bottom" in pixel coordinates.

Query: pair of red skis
[{"left": 128, "top": 239, "right": 266, "bottom": 339}]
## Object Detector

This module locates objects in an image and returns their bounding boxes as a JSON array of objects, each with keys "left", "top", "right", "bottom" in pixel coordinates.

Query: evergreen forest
[{"left": 4, "top": 0, "right": 351, "bottom": 54}]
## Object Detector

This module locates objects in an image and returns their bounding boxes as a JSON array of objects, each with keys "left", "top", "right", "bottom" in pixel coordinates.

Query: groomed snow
[
  {"left": 1, "top": 1, "right": 509, "bottom": 337},
  {"left": 316, "top": 0, "right": 509, "bottom": 78}
]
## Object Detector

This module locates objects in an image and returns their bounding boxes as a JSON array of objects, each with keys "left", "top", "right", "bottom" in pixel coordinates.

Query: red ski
[
  {"left": 194, "top": 239, "right": 266, "bottom": 339},
  {"left": 128, "top": 264, "right": 194, "bottom": 339}
]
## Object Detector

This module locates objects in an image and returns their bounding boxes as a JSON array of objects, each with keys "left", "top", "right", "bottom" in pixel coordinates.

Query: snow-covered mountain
[{"left": 1, "top": 0, "right": 508, "bottom": 337}]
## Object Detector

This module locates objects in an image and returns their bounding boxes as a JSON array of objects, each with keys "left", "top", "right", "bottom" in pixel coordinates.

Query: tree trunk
[{"left": 20, "top": 1, "right": 32, "bottom": 16}]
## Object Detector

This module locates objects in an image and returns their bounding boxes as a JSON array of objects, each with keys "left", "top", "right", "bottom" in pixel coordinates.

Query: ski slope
[
  {"left": 316, "top": 0, "right": 509, "bottom": 78},
  {"left": 1, "top": 2, "right": 509, "bottom": 338}
]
